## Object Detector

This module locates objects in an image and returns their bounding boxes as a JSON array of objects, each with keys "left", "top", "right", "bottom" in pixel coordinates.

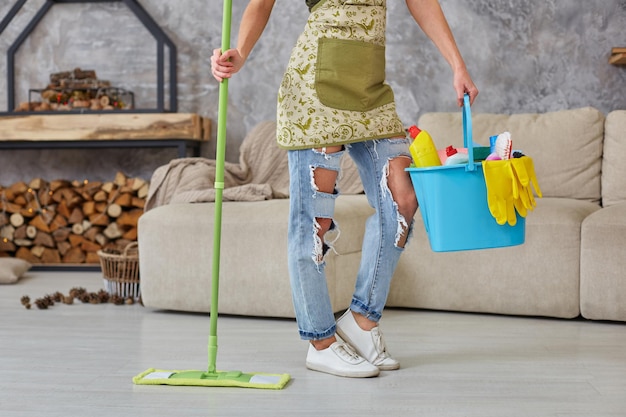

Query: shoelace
[
  {"left": 335, "top": 342, "right": 362, "bottom": 362},
  {"left": 371, "top": 327, "right": 392, "bottom": 362}
]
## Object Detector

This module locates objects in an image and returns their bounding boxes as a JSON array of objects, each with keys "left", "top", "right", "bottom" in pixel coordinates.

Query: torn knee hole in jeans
[
  {"left": 309, "top": 166, "right": 340, "bottom": 195},
  {"left": 312, "top": 217, "right": 340, "bottom": 266},
  {"left": 380, "top": 159, "right": 412, "bottom": 248}
]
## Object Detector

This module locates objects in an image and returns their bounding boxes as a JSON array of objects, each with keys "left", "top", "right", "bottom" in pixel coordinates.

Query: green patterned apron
[{"left": 277, "top": 0, "right": 405, "bottom": 149}]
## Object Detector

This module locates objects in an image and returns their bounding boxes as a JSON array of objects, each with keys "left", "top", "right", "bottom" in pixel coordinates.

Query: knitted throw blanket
[{"left": 145, "top": 121, "right": 364, "bottom": 211}]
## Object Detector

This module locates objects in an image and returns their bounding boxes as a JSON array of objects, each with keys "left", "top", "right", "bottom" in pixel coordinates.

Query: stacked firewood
[
  {"left": 14, "top": 67, "right": 131, "bottom": 112},
  {"left": 0, "top": 172, "right": 148, "bottom": 264}
]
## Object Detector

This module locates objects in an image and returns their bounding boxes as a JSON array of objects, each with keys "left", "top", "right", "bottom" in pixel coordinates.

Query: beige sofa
[{"left": 138, "top": 107, "right": 626, "bottom": 322}]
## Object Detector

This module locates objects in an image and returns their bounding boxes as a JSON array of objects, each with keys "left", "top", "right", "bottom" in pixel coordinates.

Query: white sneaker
[
  {"left": 336, "top": 310, "right": 400, "bottom": 371},
  {"left": 306, "top": 341, "right": 380, "bottom": 378}
]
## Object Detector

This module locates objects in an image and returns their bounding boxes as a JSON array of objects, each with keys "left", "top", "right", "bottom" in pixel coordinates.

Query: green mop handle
[{"left": 209, "top": 0, "right": 232, "bottom": 375}]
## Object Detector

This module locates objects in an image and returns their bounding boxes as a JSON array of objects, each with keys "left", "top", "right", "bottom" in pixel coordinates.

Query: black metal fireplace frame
[{"left": 0, "top": 0, "right": 178, "bottom": 114}]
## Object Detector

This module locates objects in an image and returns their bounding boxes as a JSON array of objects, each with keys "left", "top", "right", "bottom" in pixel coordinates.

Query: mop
[{"left": 133, "top": 0, "right": 290, "bottom": 390}]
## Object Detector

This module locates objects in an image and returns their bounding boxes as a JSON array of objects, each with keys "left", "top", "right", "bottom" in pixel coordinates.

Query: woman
[{"left": 212, "top": 0, "right": 478, "bottom": 378}]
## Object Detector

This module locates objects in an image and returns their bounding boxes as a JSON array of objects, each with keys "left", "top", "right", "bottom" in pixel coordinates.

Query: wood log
[
  {"left": 95, "top": 233, "right": 109, "bottom": 247},
  {"left": 62, "top": 188, "right": 83, "bottom": 208},
  {"left": 107, "top": 203, "right": 122, "bottom": 218},
  {"left": 38, "top": 188, "right": 52, "bottom": 206},
  {"left": 81, "top": 219, "right": 92, "bottom": 233},
  {"left": 50, "top": 180, "right": 72, "bottom": 192},
  {"left": 101, "top": 182, "right": 115, "bottom": 193},
  {"left": 57, "top": 241, "right": 71, "bottom": 256},
  {"left": 14, "top": 238, "right": 33, "bottom": 247},
  {"left": 68, "top": 234, "right": 84, "bottom": 247},
  {"left": 56, "top": 200, "right": 71, "bottom": 218},
  {"left": 114, "top": 193, "right": 132, "bottom": 207},
  {"left": 0, "top": 239, "right": 17, "bottom": 252},
  {"left": 9, "top": 181, "right": 28, "bottom": 195},
  {"left": 85, "top": 252, "right": 100, "bottom": 264},
  {"left": 117, "top": 209, "right": 143, "bottom": 227},
  {"left": 34, "top": 232, "right": 55, "bottom": 248},
  {"left": 80, "top": 240, "right": 101, "bottom": 253},
  {"left": 71, "top": 223, "right": 84, "bottom": 235},
  {"left": 16, "top": 247, "right": 39, "bottom": 264},
  {"left": 13, "top": 225, "right": 27, "bottom": 240},
  {"left": 130, "top": 177, "right": 147, "bottom": 192},
  {"left": 114, "top": 171, "right": 127, "bottom": 187},
  {"left": 41, "top": 248, "right": 61, "bottom": 264},
  {"left": 67, "top": 207, "right": 85, "bottom": 225},
  {"left": 83, "top": 226, "right": 101, "bottom": 242},
  {"left": 82, "top": 200, "right": 96, "bottom": 216},
  {"left": 103, "top": 222, "right": 122, "bottom": 239},
  {"left": 131, "top": 197, "right": 145, "bottom": 209},
  {"left": 49, "top": 214, "right": 68, "bottom": 232},
  {"left": 29, "top": 178, "right": 47, "bottom": 190},
  {"left": 13, "top": 194, "right": 27, "bottom": 206},
  {"left": 31, "top": 245, "right": 45, "bottom": 258},
  {"left": 94, "top": 202, "right": 108, "bottom": 213},
  {"left": 0, "top": 212, "right": 8, "bottom": 227},
  {"left": 122, "top": 227, "right": 137, "bottom": 241},
  {"left": 10, "top": 213, "right": 24, "bottom": 227},
  {"left": 29, "top": 215, "right": 51, "bottom": 232},
  {"left": 89, "top": 212, "right": 110, "bottom": 226},
  {"left": 0, "top": 225, "right": 15, "bottom": 241},
  {"left": 0, "top": 201, "right": 22, "bottom": 214},
  {"left": 13, "top": 239, "right": 34, "bottom": 248},
  {"left": 62, "top": 247, "right": 85, "bottom": 264},
  {"left": 26, "top": 225, "right": 38, "bottom": 239},
  {"left": 52, "top": 228, "right": 71, "bottom": 243},
  {"left": 137, "top": 183, "right": 150, "bottom": 199},
  {"left": 93, "top": 190, "right": 108, "bottom": 202}
]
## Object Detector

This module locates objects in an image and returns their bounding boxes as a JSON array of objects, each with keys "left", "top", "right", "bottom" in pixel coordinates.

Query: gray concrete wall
[{"left": 0, "top": 0, "right": 624, "bottom": 185}]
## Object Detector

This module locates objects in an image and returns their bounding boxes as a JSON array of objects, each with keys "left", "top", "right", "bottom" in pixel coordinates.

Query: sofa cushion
[
  {"left": 389, "top": 197, "right": 600, "bottom": 319},
  {"left": 138, "top": 195, "right": 372, "bottom": 317},
  {"left": 580, "top": 202, "right": 626, "bottom": 321},
  {"left": 601, "top": 110, "right": 626, "bottom": 207},
  {"left": 418, "top": 107, "right": 604, "bottom": 204}
]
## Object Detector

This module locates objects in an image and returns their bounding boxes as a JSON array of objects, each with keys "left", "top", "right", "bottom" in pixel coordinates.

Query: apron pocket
[{"left": 315, "top": 37, "right": 394, "bottom": 112}]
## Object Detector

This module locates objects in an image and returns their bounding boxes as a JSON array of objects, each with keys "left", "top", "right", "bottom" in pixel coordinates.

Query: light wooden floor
[{"left": 1, "top": 271, "right": 625, "bottom": 417}]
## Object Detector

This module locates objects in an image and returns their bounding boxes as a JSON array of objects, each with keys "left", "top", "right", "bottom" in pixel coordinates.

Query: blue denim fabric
[{"left": 287, "top": 138, "right": 414, "bottom": 340}]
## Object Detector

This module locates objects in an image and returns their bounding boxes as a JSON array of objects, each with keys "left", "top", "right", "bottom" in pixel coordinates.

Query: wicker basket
[{"left": 97, "top": 242, "right": 140, "bottom": 299}]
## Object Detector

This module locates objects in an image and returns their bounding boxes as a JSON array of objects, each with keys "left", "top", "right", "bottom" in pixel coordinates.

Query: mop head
[{"left": 133, "top": 368, "right": 290, "bottom": 390}]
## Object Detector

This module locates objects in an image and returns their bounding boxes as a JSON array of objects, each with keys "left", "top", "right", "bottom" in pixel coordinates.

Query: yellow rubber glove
[
  {"left": 483, "top": 160, "right": 519, "bottom": 226},
  {"left": 511, "top": 156, "right": 542, "bottom": 213}
]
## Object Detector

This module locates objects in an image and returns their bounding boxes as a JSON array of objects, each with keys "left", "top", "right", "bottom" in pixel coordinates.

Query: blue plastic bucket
[{"left": 407, "top": 95, "right": 525, "bottom": 252}]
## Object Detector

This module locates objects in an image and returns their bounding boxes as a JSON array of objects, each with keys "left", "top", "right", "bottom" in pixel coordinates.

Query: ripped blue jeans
[{"left": 287, "top": 138, "right": 414, "bottom": 340}]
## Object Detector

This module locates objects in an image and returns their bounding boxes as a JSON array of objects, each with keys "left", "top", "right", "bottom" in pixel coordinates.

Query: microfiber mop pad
[{"left": 133, "top": 369, "right": 290, "bottom": 390}]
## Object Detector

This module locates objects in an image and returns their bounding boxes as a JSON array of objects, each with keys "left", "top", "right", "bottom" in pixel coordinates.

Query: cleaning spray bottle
[
  {"left": 443, "top": 145, "right": 469, "bottom": 166},
  {"left": 408, "top": 125, "right": 441, "bottom": 168}
]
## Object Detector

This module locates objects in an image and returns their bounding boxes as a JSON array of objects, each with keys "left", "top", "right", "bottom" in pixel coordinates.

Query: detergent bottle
[
  {"left": 408, "top": 125, "right": 441, "bottom": 168},
  {"left": 443, "top": 145, "right": 469, "bottom": 166}
]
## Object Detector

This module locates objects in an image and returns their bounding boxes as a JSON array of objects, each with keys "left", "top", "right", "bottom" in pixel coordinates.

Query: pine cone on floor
[
  {"left": 97, "top": 289, "right": 110, "bottom": 303},
  {"left": 88, "top": 293, "right": 100, "bottom": 304},
  {"left": 69, "top": 287, "right": 87, "bottom": 298},
  {"left": 110, "top": 294, "right": 124, "bottom": 305},
  {"left": 34, "top": 298, "right": 49, "bottom": 309},
  {"left": 43, "top": 294, "right": 55, "bottom": 306}
]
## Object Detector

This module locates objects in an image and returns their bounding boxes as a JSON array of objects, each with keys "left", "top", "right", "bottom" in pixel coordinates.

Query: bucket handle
[{"left": 462, "top": 93, "right": 477, "bottom": 172}]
